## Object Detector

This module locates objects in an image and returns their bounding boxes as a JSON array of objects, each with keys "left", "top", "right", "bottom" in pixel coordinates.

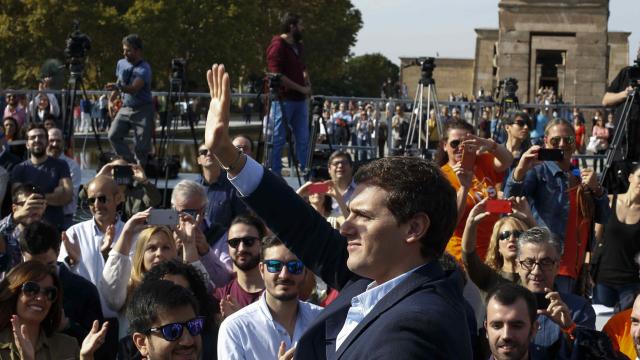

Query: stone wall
[{"left": 400, "top": 58, "right": 474, "bottom": 101}]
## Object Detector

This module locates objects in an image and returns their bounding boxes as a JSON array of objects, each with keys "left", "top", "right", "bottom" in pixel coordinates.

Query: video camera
[
  {"left": 416, "top": 57, "right": 436, "bottom": 85},
  {"left": 64, "top": 20, "right": 91, "bottom": 77},
  {"left": 628, "top": 56, "right": 640, "bottom": 88},
  {"left": 502, "top": 77, "right": 519, "bottom": 99},
  {"left": 311, "top": 96, "right": 324, "bottom": 116},
  {"left": 170, "top": 58, "right": 186, "bottom": 82}
]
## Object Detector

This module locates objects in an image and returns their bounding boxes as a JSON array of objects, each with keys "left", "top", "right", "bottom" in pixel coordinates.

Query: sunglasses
[
  {"left": 22, "top": 281, "right": 57, "bottom": 302},
  {"left": 548, "top": 136, "right": 575, "bottom": 147},
  {"left": 227, "top": 236, "right": 259, "bottom": 249},
  {"left": 87, "top": 195, "right": 107, "bottom": 205},
  {"left": 448, "top": 139, "right": 462, "bottom": 149},
  {"left": 512, "top": 120, "right": 529, "bottom": 128},
  {"left": 198, "top": 149, "right": 209, "bottom": 156},
  {"left": 498, "top": 230, "right": 522, "bottom": 241},
  {"left": 264, "top": 259, "right": 304, "bottom": 275},
  {"left": 147, "top": 317, "right": 205, "bottom": 342}
]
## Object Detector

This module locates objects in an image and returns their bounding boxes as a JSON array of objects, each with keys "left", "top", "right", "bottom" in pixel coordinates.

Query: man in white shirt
[
  {"left": 47, "top": 127, "right": 81, "bottom": 229},
  {"left": 58, "top": 175, "right": 125, "bottom": 319},
  {"left": 218, "top": 235, "right": 322, "bottom": 359}
]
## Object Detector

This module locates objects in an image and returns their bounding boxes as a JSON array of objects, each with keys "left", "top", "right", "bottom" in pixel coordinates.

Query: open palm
[{"left": 205, "top": 64, "right": 231, "bottom": 152}]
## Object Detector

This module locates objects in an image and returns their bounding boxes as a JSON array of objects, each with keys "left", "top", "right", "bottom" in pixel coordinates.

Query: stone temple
[{"left": 400, "top": 0, "right": 630, "bottom": 105}]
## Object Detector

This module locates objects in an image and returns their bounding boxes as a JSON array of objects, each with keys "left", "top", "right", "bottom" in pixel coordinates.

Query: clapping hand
[
  {"left": 11, "top": 315, "right": 34, "bottom": 360},
  {"left": 80, "top": 320, "right": 109, "bottom": 360},
  {"left": 219, "top": 295, "right": 240, "bottom": 318},
  {"left": 278, "top": 342, "right": 296, "bottom": 360},
  {"left": 62, "top": 231, "right": 81, "bottom": 267}
]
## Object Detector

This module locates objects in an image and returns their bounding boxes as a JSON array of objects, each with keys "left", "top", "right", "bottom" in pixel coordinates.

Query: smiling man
[{"left": 203, "top": 64, "right": 472, "bottom": 359}]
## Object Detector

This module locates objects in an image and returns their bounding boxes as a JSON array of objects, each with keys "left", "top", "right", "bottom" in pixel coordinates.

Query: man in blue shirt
[{"left": 106, "top": 34, "right": 153, "bottom": 166}]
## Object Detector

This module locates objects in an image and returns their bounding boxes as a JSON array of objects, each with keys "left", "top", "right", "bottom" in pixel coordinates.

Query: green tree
[{"left": 343, "top": 53, "right": 399, "bottom": 97}]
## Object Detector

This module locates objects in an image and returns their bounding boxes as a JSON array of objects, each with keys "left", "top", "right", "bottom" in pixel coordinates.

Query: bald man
[
  {"left": 59, "top": 175, "right": 125, "bottom": 320},
  {"left": 47, "top": 127, "right": 82, "bottom": 229}
]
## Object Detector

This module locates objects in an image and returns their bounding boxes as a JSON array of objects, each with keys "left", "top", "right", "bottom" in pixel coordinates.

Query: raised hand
[
  {"left": 513, "top": 145, "right": 542, "bottom": 181},
  {"left": 11, "top": 315, "right": 34, "bottom": 360},
  {"left": 452, "top": 163, "right": 473, "bottom": 189},
  {"left": 537, "top": 288, "right": 574, "bottom": 329},
  {"left": 80, "top": 320, "right": 109, "bottom": 360},
  {"left": 205, "top": 64, "right": 232, "bottom": 153},
  {"left": 131, "top": 164, "right": 148, "bottom": 183},
  {"left": 466, "top": 198, "right": 491, "bottom": 225},
  {"left": 220, "top": 295, "right": 240, "bottom": 318},
  {"left": 100, "top": 224, "right": 116, "bottom": 256},
  {"left": 62, "top": 231, "right": 81, "bottom": 267},
  {"left": 508, "top": 196, "right": 536, "bottom": 227},
  {"left": 278, "top": 341, "right": 296, "bottom": 360}
]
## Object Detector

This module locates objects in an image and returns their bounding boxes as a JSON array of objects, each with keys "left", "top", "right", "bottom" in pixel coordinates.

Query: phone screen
[
  {"left": 537, "top": 149, "right": 564, "bottom": 162},
  {"left": 461, "top": 147, "right": 476, "bottom": 171},
  {"left": 113, "top": 165, "right": 134, "bottom": 186},
  {"left": 534, "top": 292, "right": 550, "bottom": 311},
  {"left": 147, "top": 209, "right": 179, "bottom": 226},
  {"left": 307, "top": 182, "right": 329, "bottom": 195},
  {"left": 485, "top": 199, "right": 512, "bottom": 214}
]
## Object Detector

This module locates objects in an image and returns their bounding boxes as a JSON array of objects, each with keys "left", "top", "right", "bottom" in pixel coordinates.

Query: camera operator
[
  {"left": 105, "top": 34, "right": 153, "bottom": 167},
  {"left": 602, "top": 45, "right": 640, "bottom": 161},
  {"left": 266, "top": 13, "right": 312, "bottom": 176}
]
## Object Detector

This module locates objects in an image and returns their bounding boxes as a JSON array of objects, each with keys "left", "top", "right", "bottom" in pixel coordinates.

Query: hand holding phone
[
  {"left": 113, "top": 165, "right": 134, "bottom": 186},
  {"left": 147, "top": 209, "right": 179, "bottom": 226},
  {"left": 534, "top": 292, "right": 551, "bottom": 311},
  {"left": 537, "top": 149, "right": 564, "bottom": 162},
  {"left": 485, "top": 199, "right": 513, "bottom": 214},
  {"left": 307, "top": 182, "right": 329, "bottom": 195},
  {"left": 461, "top": 146, "right": 477, "bottom": 172}
]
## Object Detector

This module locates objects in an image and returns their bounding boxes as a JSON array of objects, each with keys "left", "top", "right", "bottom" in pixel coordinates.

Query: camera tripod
[
  {"left": 261, "top": 73, "right": 303, "bottom": 185},
  {"left": 404, "top": 57, "right": 445, "bottom": 157}
]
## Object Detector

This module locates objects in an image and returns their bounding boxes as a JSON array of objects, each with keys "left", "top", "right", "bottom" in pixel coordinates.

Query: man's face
[
  {"left": 631, "top": 295, "right": 640, "bottom": 358},
  {"left": 44, "top": 119, "right": 56, "bottom": 130},
  {"left": 12, "top": 193, "right": 45, "bottom": 225},
  {"left": 340, "top": 184, "right": 412, "bottom": 282},
  {"left": 259, "top": 244, "right": 305, "bottom": 301},
  {"left": 173, "top": 195, "right": 205, "bottom": 225},
  {"left": 543, "top": 124, "right": 575, "bottom": 162},
  {"left": 232, "top": 137, "right": 252, "bottom": 158},
  {"left": 228, "top": 223, "right": 261, "bottom": 272},
  {"left": 26, "top": 128, "right": 48, "bottom": 158},
  {"left": 505, "top": 116, "right": 530, "bottom": 141},
  {"left": 328, "top": 156, "right": 352, "bottom": 183},
  {"left": 6, "top": 93, "right": 17, "bottom": 107},
  {"left": 123, "top": 43, "right": 141, "bottom": 64},
  {"left": 196, "top": 147, "right": 216, "bottom": 169},
  {"left": 485, "top": 297, "right": 537, "bottom": 360},
  {"left": 135, "top": 305, "right": 202, "bottom": 360},
  {"left": 516, "top": 242, "right": 560, "bottom": 293},
  {"left": 23, "top": 248, "right": 58, "bottom": 272},
  {"left": 38, "top": 95, "right": 49, "bottom": 110},
  {"left": 47, "top": 130, "right": 64, "bottom": 158},
  {"left": 87, "top": 182, "right": 118, "bottom": 225}
]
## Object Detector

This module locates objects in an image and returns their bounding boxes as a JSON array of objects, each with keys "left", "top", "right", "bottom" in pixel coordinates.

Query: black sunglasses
[
  {"left": 147, "top": 317, "right": 205, "bottom": 342},
  {"left": 512, "top": 120, "right": 530, "bottom": 128},
  {"left": 448, "top": 139, "right": 462, "bottom": 149},
  {"left": 264, "top": 259, "right": 304, "bottom": 275},
  {"left": 22, "top": 281, "right": 57, "bottom": 302},
  {"left": 198, "top": 149, "right": 209, "bottom": 156},
  {"left": 87, "top": 195, "right": 107, "bottom": 205},
  {"left": 228, "top": 236, "right": 259, "bottom": 249},
  {"left": 498, "top": 230, "right": 522, "bottom": 241}
]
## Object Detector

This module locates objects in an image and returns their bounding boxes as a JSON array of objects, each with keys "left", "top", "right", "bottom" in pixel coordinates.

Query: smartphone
[
  {"left": 307, "top": 182, "right": 329, "bottom": 195},
  {"left": 534, "top": 292, "right": 551, "bottom": 311},
  {"left": 180, "top": 209, "right": 199, "bottom": 219},
  {"left": 485, "top": 199, "right": 512, "bottom": 214},
  {"left": 537, "top": 149, "right": 564, "bottom": 162},
  {"left": 147, "top": 209, "right": 179, "bottom": 226},
  {"left": 113, "top": 165, "right": 134, "bottom": 186},
  {"left": 461, "top": 146, "right": 476, "bottom": 172}
]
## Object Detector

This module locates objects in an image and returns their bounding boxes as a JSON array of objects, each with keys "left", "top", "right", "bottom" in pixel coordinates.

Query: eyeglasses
[
  {"left": 21, "top": 281, "right": 57, "bottom": 302},
  {"left": 198, "top": 149, "right": 209, "bottom": 156},
  {"left": 330, "top": 160, "right": 350, "bottom": 167},
  {"left": 227, "top": 236, "right": 259, "bottom": 249},
  {"left": 513, "top": 120, "right": 529, "bottom": 128},
  {"left": 448, "top": 139, "right": 462, "bottom": 149},
  {"left": 87, "top": 195, "right": 108, "bottom": 205},
  {"left": 518, "top": 258, "right": 556, "bottom": 271},
  {"left": 263, "top": 259, "right": 304, "bottom": 275},
  {"left": 498, "top": 230, "right": 522, "bottom": 241},
  {"left": 147, "top": 317, "right": 205, "bottom": 342},
  {"left": 548, "top": 136, "right": 575, "bottom": 147}
]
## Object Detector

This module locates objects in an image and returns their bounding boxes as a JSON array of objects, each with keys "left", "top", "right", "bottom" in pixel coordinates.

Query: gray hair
[
  {"left": 516, "top": 227, "right": 563, "bottom": 259},
  {"left": 171, "top": 180, "right": 207, "bottom": 207}
]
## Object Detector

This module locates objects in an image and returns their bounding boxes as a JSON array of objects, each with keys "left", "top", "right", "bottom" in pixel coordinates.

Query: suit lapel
[
  {"left": 334, "top": 262, "right": 446, "bottom": 359},
  {"left": 322, "top": 280, "right": 369, "bottom": 359}
]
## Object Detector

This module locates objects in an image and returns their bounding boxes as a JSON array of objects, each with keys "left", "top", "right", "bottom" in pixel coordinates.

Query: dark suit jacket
[
  {"left": 244, "top": 169, "right": 473, "bottom": 359},
  {"left": 59, "top": 263, "right": 104, "bottom": 341}
]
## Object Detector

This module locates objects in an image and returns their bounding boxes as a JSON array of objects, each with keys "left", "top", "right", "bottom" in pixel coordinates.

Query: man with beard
[
  {"left": 266, "top": 13, "right": 312, "bottom": 175},
  {"left": 214, "top": 214, "right": 266, "bottom": 319},
  {"left": 485, "top": 283, "right": 539, "bottom": 360},
  {"left": 217, "top": 235, "right": 322, "bottom": 359},
  {"left": 10, "top": 124, "right": 72, "bottom": 228},
  {"left": 47, "top": 127, "right": 81, "bottom": 229}
]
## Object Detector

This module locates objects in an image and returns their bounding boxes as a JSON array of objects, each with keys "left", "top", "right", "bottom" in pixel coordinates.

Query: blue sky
[{"left": 351, "top": 0, "right": 638, "bottom": 65}]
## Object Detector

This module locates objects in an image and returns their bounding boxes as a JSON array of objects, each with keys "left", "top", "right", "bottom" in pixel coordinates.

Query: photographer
[
  {"left": 106, "top": 34, "right": 153, "bottom": 166},
  {"left": 602, "top": 45, "right": 640, "bottom": 161},
  {"left": 266, "top": 13, "right": 311, "bottom": 175}
]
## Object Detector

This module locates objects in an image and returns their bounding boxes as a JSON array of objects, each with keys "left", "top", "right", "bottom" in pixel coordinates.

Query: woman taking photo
[
  {"left": 0, "top": 261, "right": 107, "bottom": 360},
  {"left": 296, "top": 179, "right": 349, "bottom": 230},
  {"left": 593, "top": 163, "right": 640, "bottom": 309}
]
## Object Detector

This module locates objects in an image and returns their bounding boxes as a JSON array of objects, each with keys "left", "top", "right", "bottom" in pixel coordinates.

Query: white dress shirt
[
  {"left": 58, "top": 218, "right": 125, "bottom": 318},
  {"left": 217, "top": 292, "right": 323, "bottom": 360}
]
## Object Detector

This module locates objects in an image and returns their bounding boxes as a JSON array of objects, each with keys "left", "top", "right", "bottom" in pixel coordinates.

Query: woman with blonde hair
[{"left": 99, "top": 209, "right": 207, "bottom": 338}]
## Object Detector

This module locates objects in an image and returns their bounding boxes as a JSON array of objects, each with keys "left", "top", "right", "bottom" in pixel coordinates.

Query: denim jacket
[{"left": 503, "top": 161, "right": 610, "bottom": 245}]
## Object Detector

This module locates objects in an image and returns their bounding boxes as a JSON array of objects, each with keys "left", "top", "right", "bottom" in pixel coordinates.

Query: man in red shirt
[{"left": 265, "top": 13, "right": 312, "bottom": 176}]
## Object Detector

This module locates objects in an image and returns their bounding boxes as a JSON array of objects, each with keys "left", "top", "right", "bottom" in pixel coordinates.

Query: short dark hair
[
  {"left": 143, "top": 259, "right": 217, "bottom": 330},
  {"left": 12, "top": 183, "right": 42, "bottom": 204},
  {"left": 260, "top": 234, "right": 283, "bottom": 260},
  {"left": 43, "top": 114, "right": 57, "bottom": 122},
  {"left": 436, "top": 121, "right": 476, "bottom": 166},
  {"left": 122, "top": 34, "right": 143, "bottom": 50},
  {"left": 19, "top": 222, "right": 61, "bottom": 255},
  {"left": 280, "top": 13, "right": 301, "bottom": 34},
  {"left": 230, "top": 214, "right": 267, "bottom": 240},
  {"left": 505, "top": 110, "right": 530, "bottom": 125},
  {"left": 328, "top": 150, "right": 353, "bottom": 167},
  {"left": 127, "top": 280, "right": 199, "bottom": 334},
  {"left": 354, "top": 157, "right": 457, "bottom": 258},
  {"left": 486, "top": 283, "right": 537, "bottom": 325},
  {"left": 26, "top": 123, "right": 46, "bottom": 134}
]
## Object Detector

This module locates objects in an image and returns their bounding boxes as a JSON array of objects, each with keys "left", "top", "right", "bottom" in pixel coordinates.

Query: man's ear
[
  {"left": 132, "top": 332, "right": 149, "bottom": 357},
  {"left": 405, "top": 213, "right": 430, "bottom": 245},
  {"left": 258, "top": 262, "right": 265, "bottom": 281}
]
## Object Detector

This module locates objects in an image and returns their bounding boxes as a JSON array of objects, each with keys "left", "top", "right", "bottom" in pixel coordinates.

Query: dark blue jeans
[{"left": 593, "top": 282, "right": 640, "bottom": 308}]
